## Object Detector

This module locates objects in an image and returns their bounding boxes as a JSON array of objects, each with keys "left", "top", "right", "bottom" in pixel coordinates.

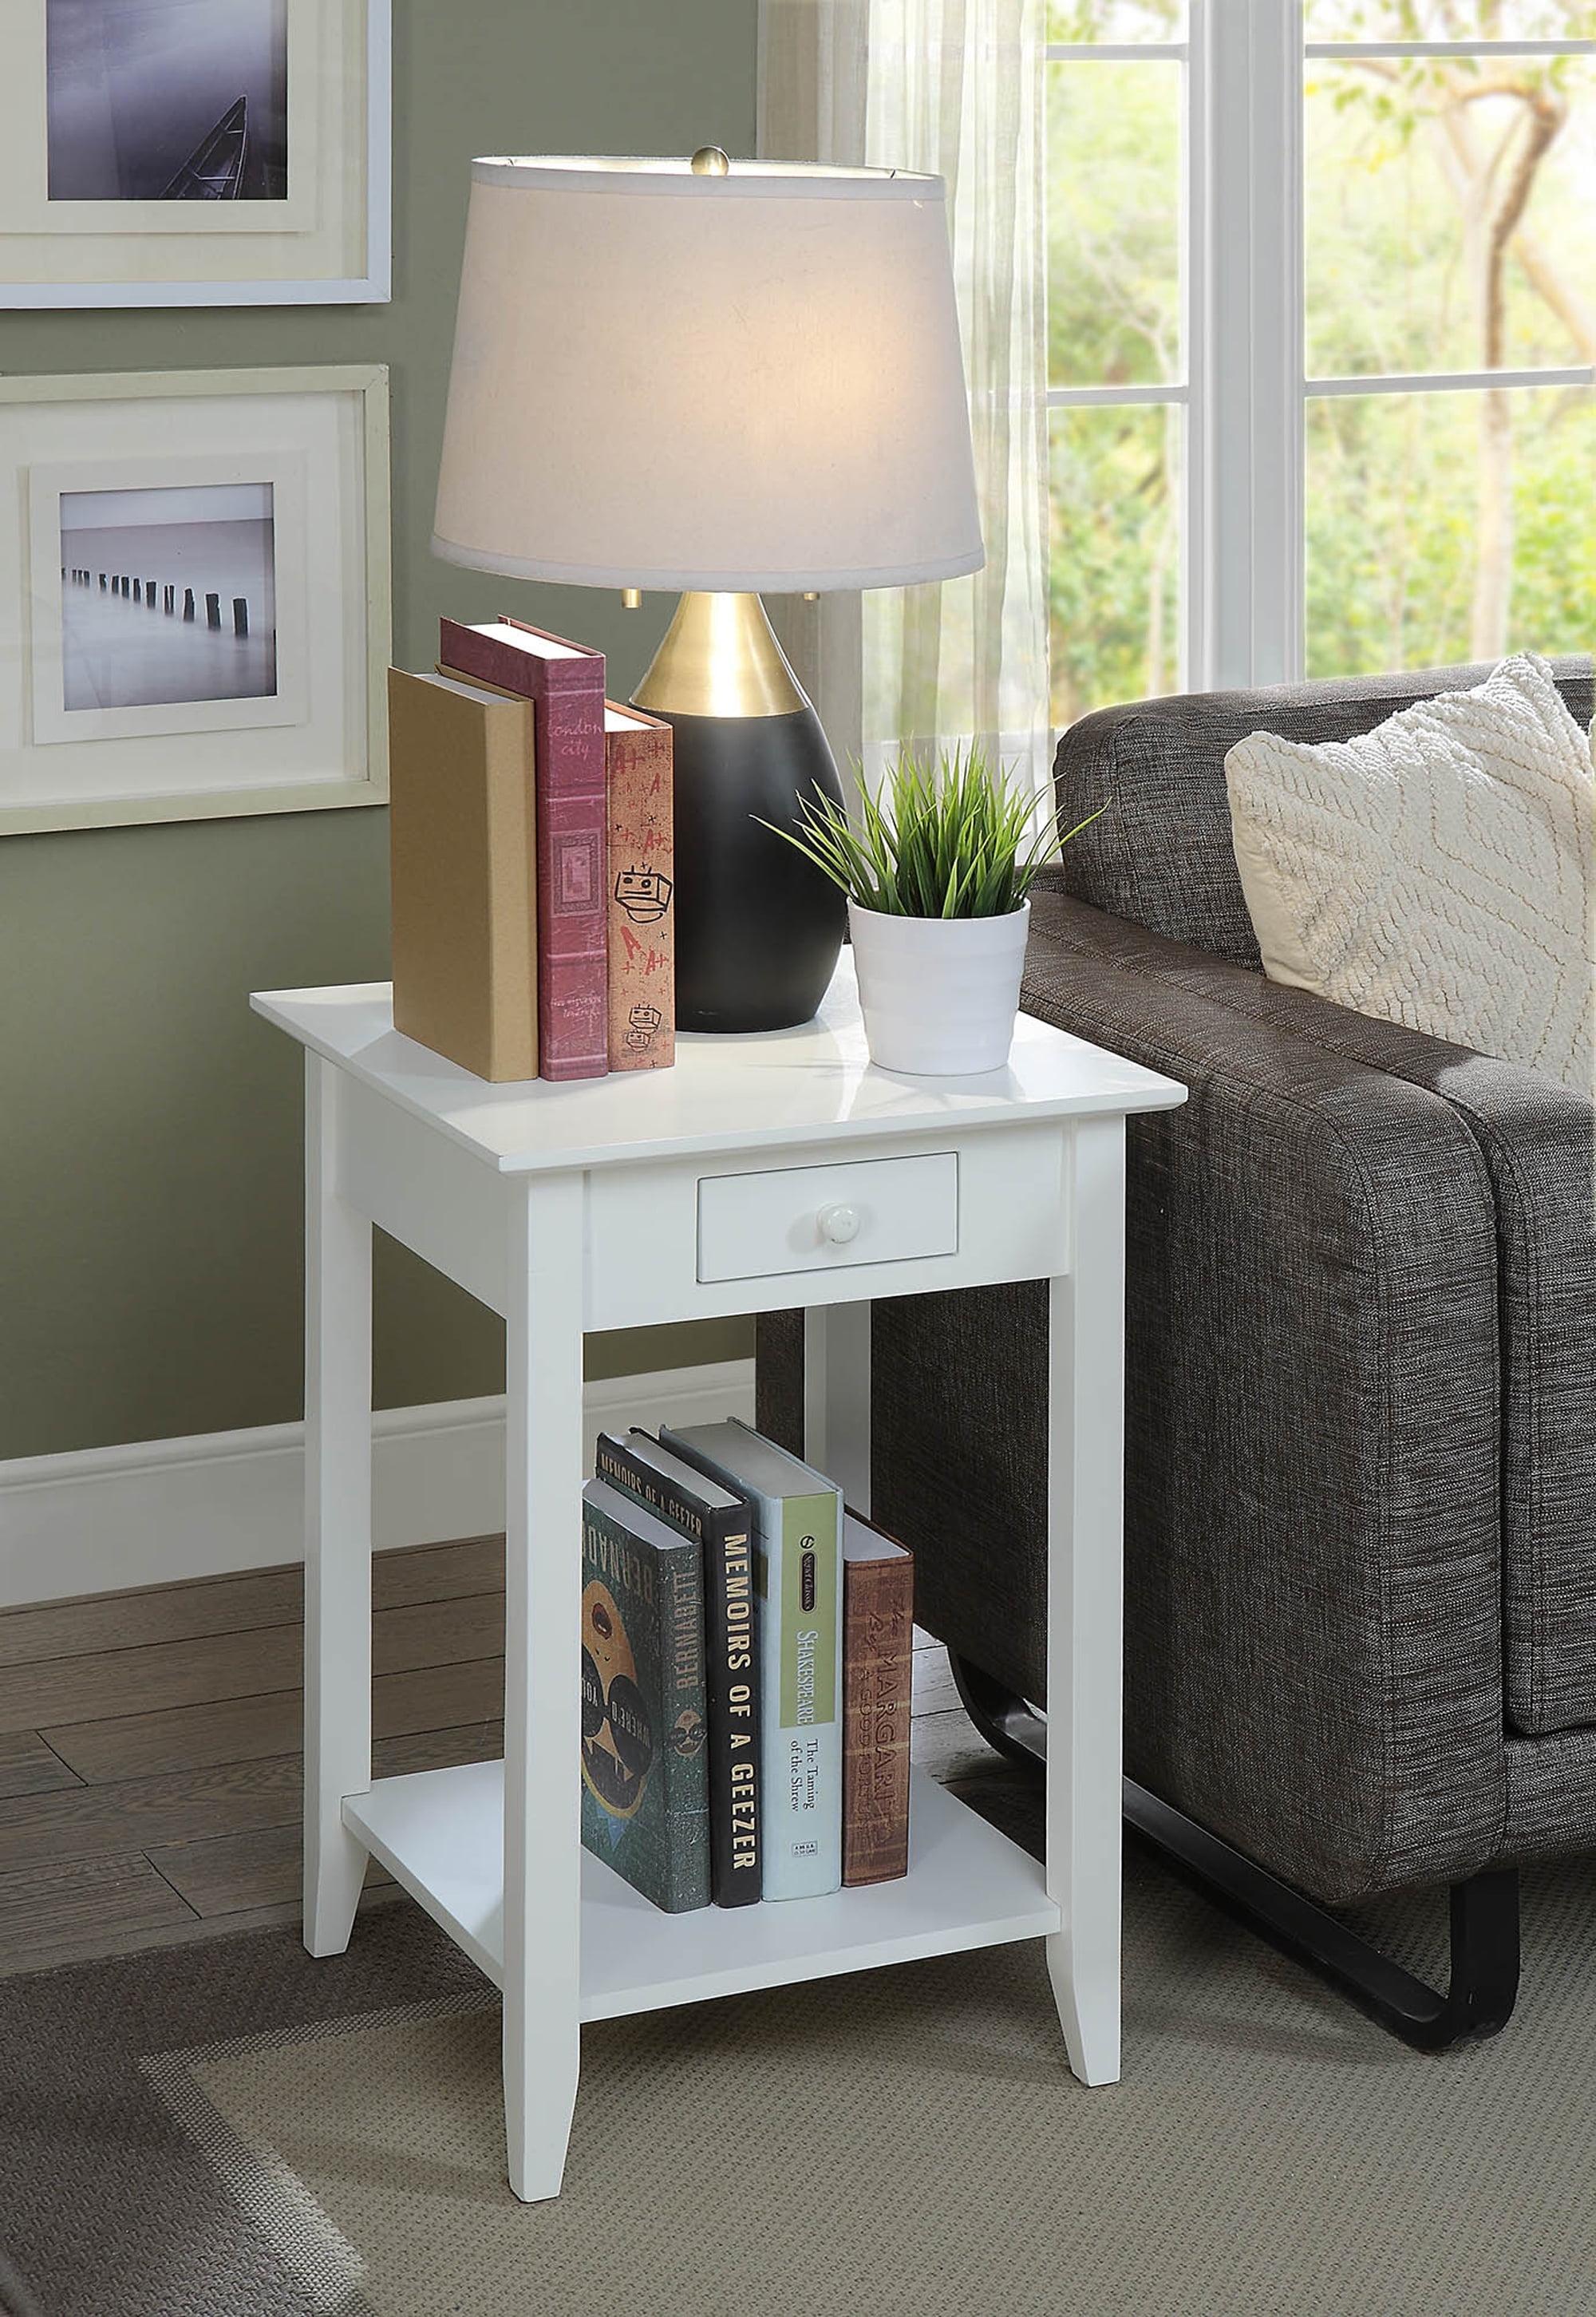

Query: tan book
[
  {"left": 387, "top": 667, "right": 537, "bottom": 1081},
  {"left": 604, "top": 702, "right": 675, "bottom": 1071}
]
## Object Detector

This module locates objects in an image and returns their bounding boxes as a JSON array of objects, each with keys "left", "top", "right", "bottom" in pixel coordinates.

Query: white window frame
[
  {"left": 1048, "top": 2, "right": 1596, "bottom": 699},
  {"left": 1207, "top": 0, "right": 1596, "bottom": 687},
  {"left": 1045, "top": 4, "right": 1209, "bottom": 699}
]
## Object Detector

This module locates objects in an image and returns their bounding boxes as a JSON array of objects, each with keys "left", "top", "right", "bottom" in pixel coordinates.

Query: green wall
[{"left": 0, "top": 0, "right": 758, "bottom": 1460}]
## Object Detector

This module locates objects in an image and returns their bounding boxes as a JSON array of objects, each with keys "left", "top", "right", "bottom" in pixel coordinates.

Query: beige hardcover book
[{"left": 388, "top": 667, "right": 537, "bottom": 1081}]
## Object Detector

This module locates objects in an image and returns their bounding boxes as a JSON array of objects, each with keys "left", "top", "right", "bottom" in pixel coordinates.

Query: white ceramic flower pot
[{"left": 847, "top": 900, "right": 1030, "bottom": 1075}]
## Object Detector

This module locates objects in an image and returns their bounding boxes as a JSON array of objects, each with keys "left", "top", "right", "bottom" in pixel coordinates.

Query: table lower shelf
[{"left": 342, "top": 1759, "right": 1059, "bottom": 2023}]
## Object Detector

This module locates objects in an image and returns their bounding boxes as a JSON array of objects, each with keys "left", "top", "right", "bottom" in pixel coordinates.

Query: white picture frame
[
  {"left": 0, "top": 0, "right": 391, "bottom": 308},
  {"left": 0, "top": 366, "right": 391, "bottom": 836}
]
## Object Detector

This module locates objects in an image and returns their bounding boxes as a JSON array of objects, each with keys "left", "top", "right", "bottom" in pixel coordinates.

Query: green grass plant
[{"left": 760, "top": 741, "right": 1105, "bottom": 920}]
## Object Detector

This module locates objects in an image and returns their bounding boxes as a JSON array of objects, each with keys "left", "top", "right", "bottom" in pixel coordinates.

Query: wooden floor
[{"left": 0, "top": 1537, "right": 1001, "bottom": 1975}]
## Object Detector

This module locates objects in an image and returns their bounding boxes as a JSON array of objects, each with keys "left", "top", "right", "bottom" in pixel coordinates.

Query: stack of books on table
[
  {"left": 387, "top": 616, "right": 675, "bottom": 1083},
  {"left": 581, "top": 1419, "right": 915, "bottom": 1914}
]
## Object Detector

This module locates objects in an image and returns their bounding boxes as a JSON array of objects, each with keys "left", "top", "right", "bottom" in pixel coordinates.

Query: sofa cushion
[
  {"left": 1223, "top": 655, "right": 1594, "bottom": 1093},
  {"left": 1053, "top": 656, "right": 1594, "bottom": 971}
]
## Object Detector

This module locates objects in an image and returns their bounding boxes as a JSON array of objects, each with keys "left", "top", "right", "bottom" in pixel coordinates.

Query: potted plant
[{"left": 765, "top": 743, "right": 1104, "bottom": 1074}]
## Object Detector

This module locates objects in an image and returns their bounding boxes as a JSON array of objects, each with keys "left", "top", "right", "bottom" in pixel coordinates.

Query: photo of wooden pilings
[
  {"left": 57, "top": 481, "right": 277, "bottom": 713},
  {"left": 63, "top": 564, "right": 255, "bottom": 636}
]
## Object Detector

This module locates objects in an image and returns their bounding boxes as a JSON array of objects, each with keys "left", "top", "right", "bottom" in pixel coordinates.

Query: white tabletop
[{"left": 251, "top": 953, "right": 1186, "bottom": 1176}]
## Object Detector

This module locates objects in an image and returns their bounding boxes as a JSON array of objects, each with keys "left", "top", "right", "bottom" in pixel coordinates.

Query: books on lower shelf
[
  {"left": 666, "top": 1420, "right": 841, "bottom": 1900},
  {"left": 385, "top": 619, "right": 675, "bottom": 1085},
  {"left": 841, "top": 1513, "right": 915, "bottom": 1887},
  {"left": 582, "top": 1418, "right": 915, "bottom": 1916},
  {"left": 580, "top": 1477, "right": 710, "bottom": 1914},
  {"left": 595, "top": 1428, "right": 763, "bottom": 1908}
]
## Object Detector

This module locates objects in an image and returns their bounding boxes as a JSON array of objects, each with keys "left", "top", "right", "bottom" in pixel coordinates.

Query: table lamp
[{"left": 432, "top": 152, "right": 983, "bottom": 1034}]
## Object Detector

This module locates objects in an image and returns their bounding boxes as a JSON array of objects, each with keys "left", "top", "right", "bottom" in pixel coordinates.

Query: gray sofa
[{"left": 758, "top": 656, "right": 1595, "bottom": 2043}]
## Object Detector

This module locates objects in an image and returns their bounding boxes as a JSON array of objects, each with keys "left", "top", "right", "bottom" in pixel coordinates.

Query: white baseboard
[{"left": 0, "top": 1358, "right": 756, "bottom": 1610}]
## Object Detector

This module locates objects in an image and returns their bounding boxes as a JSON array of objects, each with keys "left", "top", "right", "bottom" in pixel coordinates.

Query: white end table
[{"left": 253, "top": 957, "right": 1186, "bottom": 2203}]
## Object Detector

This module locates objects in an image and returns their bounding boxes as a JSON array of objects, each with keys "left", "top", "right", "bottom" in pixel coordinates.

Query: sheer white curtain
[{"left": 758, "top": 0, "right": 1050, "bottom": 792}]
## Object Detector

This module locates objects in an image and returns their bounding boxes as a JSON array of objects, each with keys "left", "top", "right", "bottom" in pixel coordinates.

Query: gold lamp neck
[{"left": 630, "top": 591, "right": 810, "bottom": 720}]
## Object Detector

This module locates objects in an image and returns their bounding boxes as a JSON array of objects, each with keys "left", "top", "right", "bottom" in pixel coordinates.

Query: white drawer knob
[{"left": 817, "top": 1200, "right": 861, "bottom": 1246}]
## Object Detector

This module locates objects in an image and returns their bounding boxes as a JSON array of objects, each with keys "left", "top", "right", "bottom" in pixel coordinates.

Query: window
[
  {"left": 1302, "top": 1, "right": 1596, "bottom": 675},
  {"left": 1045, "top": 1, "right": 1594, "bottom": 713},
  {"left": 1045, "top": 3, "right": 1199, "bottom": 723}
]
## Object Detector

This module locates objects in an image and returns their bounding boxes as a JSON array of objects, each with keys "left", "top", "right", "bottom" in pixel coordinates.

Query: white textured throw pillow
[{"left": 1225, "top": 654, "right": 1594, "bottom": 1093}]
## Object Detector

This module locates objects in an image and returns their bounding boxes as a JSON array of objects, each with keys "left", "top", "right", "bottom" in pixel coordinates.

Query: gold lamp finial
[{"left": 690, "top": 146, "right": 731, "bottom": 176}]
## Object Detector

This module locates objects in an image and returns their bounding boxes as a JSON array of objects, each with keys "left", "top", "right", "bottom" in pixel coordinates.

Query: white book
[{"left": 661, "top": 1418, "right": 843, "bottom": 1900}]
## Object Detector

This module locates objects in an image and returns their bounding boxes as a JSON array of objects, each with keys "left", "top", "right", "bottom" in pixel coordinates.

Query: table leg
[
  {"left": 302, "top": 1054, "right": 373, "bottom": 1958},
  {"left": 501, "top": 1174, "right": 585, "bottom": 2204},
  {"left": 1045, "top": 1115, "right": 1126, "bottom": 2086},
  {"left": 802, "top": 1301, "right": 871, "bottom": 1513}
]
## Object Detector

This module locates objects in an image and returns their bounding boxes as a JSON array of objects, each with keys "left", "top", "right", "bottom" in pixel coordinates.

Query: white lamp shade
[{"left": 432, "top": 157, "right": 984, "bottom": 595}]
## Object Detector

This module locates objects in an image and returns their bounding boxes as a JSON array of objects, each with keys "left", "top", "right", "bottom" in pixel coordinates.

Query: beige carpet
[{"left": 135, "top": 1848, "right": 1596, "bottom": 2317}]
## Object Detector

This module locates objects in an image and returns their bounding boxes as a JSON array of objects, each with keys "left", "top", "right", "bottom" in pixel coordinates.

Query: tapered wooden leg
[
  {"left": 803, "top": 1301, "right": 871, "bottom": 1512},
  {"left": 302, "top": 1054, "right": 373, "bottom": 1958},
  {"left": 501, "top": 1173, "right": 586, "bottom": 2203},
  {"left": 1045, "top": 1115, "right": 1126, "bottom": 2086}
]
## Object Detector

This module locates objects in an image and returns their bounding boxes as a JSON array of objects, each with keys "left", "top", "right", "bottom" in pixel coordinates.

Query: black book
[{"left": 594, "top": 1429, "right": 763, "bottom": 1905}]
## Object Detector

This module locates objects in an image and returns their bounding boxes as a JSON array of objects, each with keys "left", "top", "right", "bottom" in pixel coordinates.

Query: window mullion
[
  {"left": 1046, "top": 384, "right": 1189, "bottom": 407},
  {"left": 1045, "top": 42, "right": 1189, "bottom": 61},
  {"left": 1309, "top": 364, "right": 1596, "bottom": 397},
  {"left": 1203, "top": 0, "right": 1303, "bottom": 689},
  {"left": 1305, "top": 38, "right": 1596, "bottom": 60},
  {"left": 1183, "top": 0, "right": 1209, "bottom": 691}
]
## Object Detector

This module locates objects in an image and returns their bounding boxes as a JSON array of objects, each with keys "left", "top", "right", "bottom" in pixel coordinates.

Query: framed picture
[
  {"left": 0, "top": 0, "right": 390, "bottom": 306},
  {"left": 0, "top": 366, "right": 390, "bottom": 835}
]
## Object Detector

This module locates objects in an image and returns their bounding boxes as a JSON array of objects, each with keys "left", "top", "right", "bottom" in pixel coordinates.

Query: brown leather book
[
  {"left": 604, "top": 702, "right": 675, "bottom": 1071},
  {"left": 387, "top": 668, "right": 537, "bottom": 1081},
  {"left": 842, "top": 1512, "right": 915, "bottom": 1886},
  {"left": 440, "top": 616, "right": 607, "bottom": 1083}
]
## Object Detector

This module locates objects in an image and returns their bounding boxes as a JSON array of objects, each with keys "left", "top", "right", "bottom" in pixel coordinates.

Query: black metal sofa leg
[{"left": 950, "top": 1655, "right": 1521, "bottom": 2052}]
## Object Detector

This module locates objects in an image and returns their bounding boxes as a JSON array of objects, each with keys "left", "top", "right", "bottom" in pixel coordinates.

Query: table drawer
[{"left": 696, "top": 1152, "right": 958, "bottom": 1284}]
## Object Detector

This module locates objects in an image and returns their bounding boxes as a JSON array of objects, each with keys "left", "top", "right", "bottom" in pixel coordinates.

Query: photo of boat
[
  {"left": 46, "top": 0, "right": 286, "bottom": 203},
  {"left": 160, "top": 96, "right": 248, "bottom": 200}
]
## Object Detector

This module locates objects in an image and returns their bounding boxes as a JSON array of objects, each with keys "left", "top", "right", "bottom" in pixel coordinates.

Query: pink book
[
  {"left": 440, "top": 615, "right": 608, "bottom": 1082},
  {"left": 604, "top": 702, "right": 674, "bottom": 1071}
]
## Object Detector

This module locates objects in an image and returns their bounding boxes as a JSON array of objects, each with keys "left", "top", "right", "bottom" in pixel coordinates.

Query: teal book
[
  {"left": 579, "top": 1476, "right": 711, "bottom": 1914},
  {"left": 661, "top": 1418, "right": 843, "bottom": 1901},
  {"left": 594, "top": 1429, "right": 764, "bottom": 1908}
]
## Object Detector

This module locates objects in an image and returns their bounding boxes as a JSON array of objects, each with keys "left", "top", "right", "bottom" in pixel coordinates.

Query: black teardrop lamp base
[{"left": 653, "top": 702, "right": 847, "bottom": 1034}]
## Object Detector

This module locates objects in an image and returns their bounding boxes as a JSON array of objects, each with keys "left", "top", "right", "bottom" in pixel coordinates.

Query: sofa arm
[
  {"left": 1114, "top": 927, "right": 1596, "bottom": 1744},
  {"left": 765, "top": 888, "right": 1511, "bottom": 1905}
]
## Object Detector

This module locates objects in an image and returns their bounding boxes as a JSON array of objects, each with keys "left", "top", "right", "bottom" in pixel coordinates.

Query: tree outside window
[{"left": 1046, "top": 0, "right": 1594, "bottom": 721}]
